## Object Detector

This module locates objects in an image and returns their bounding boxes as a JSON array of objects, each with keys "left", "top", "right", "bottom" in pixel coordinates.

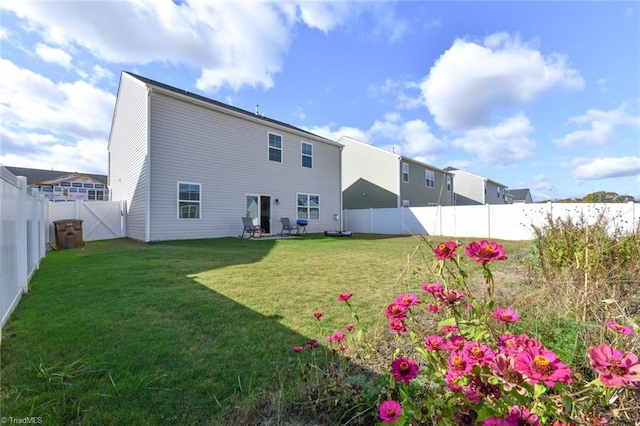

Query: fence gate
[{"left": 48, "top": 200, "right": 126, "bottom": 242}]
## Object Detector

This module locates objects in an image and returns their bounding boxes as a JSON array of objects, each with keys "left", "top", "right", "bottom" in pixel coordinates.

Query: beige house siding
[
  {"left": 109, "top": 72, "right": 342, "bottom": 242},
  {"left": 107, "top": 74, "right": 149, "bottom": 241}
]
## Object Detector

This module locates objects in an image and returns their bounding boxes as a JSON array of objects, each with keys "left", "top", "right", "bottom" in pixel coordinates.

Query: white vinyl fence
[
  {"left": 1, "top": 166, "right": 126, "bottom": 331},
  {"left": 343, "top": 202, "right": 639, "bottom": 240},
  {"left": 1, "top": 168, "right": 48, "bottom": 329}
]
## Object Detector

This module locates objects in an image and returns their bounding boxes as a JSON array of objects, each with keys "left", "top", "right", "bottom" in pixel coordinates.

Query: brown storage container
[{"left": 53, "top": 219, "right": 84, "bottom": 249}]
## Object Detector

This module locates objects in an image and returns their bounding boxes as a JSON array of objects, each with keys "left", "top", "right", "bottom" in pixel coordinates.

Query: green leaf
[{"left": 533, "top": 382, "right": 547, "bottom": 399}]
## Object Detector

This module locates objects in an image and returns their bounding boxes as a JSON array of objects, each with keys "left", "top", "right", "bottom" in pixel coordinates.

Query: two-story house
[
  {"left": 4, "top": 167, "right": 108, "bottom": 202},
  {"left": 443, "top": 167, "right": 508, "bottom": 205},
  {"left": 507, "top": 188, "right": 533, "bottom": 204},
  {"left": 339, "top": 136, "right": 454, "bottom": 209},
  {"left": 108, "top": 72, "right": 343, "bottom": 242}
]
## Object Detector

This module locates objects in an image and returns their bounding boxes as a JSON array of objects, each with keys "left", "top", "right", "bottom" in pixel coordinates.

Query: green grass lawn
[{"left": 0, "top": 234, "right": 532, "bottom": 425}]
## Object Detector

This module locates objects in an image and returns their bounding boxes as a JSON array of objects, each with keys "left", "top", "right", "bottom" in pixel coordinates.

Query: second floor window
[
  {"left": 268, "top": 133, "right": 282, "bottom": 162},
  {"left": 402, "top": 162, "right": 409, "bottom": 183},
  {"left": 301, "top": 142, "right": 312, "bottom": 168},
  {"left": 425, "top": 170, "right": 435, "bottom": 188},
  {"left": 447, "top": 175, "right": 452, "bottom": 191}
]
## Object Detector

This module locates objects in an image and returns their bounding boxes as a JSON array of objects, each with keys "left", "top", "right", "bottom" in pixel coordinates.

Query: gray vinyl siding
[
  {"left": 448, "top": 170, "right": 507, "bottom": 205},
  {"left": 145, "top": 91, "right": 341, "bottom": 241},
  {"left": 400, "top": 164, "right": 454, "bottom": 207},
  {"left": 107, "top": 74, "right": 149, "bottom": 241},
  {"left": 341, "top": 137, "right": 400, "bottom": 209}
]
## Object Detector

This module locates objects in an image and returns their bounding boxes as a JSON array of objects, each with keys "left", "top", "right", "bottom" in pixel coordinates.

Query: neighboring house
[
  {"left": 508, "top": 188, "right": 533, "bottom": 204},
  {"left": 108, "top": 71, "right": 343, "bottom": 242},
  {"left": 443, "top": 167, "right": 508, "bottom": 205},
  {"left": 339, "top": 136, "right": 454, "bottom": 209},
  {"left": 4, "top": 166, "right": 108, "bottom": 202}
]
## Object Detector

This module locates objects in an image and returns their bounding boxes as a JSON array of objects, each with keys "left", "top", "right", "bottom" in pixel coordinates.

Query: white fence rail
[
  {"left": 1, "top": 168, "right": 48, "bottom": 329},
  {"left": 343, "top": 202, "right": 639, "bottom": 240}
]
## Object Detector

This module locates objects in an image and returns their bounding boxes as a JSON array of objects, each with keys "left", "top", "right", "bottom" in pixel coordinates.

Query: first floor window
[
  {"left": 269, "top": 133, "right": 282, "bottom": 162},
  {"left": 402, "top": 200, "right": 410, "bottom": 208},
  {"left": 178, "top": 182, "right": 201, "bottom": 219},
  {"left": 297, "top": 193, "right": 319, "bottom": 220},
  {"left": 88, "top": 190, "right": 105, "bottom": 200},
  {"left": 425, "top": 170, "right": 435, "bottom": 188}
]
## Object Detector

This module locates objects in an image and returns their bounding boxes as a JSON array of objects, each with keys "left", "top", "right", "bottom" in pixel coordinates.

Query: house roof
[
  {"left": 443, "top": 167, "right": 507, "bottom": 187},
  {"left": 4, "top": 166, "right": 107, "bottom": 185},
  {"left": 507, "top": 189, "right": 531, "bottom": 200},
  {"left": 339, "top": 136, "right": 452, "bottom": 174},
  {"left": 124, "top": 71, "right": 340, "bottom": 147}
]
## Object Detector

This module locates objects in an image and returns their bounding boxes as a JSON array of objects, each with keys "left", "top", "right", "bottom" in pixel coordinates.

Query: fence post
[
  {"left": 16, "top": 177, "right": 27, "bottom": 293},
  {"left": 486, "top": 203, "right": 491, "bottom": 238}
]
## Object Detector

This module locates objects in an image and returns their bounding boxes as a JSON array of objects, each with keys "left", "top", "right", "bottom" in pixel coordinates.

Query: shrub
[{"left": 289, "top": 238, "right": 640, "bottom": 425}]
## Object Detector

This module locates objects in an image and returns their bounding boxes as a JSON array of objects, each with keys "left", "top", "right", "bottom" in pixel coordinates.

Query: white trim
[
  {"left": 177, "top": 181, "right": 202, "bottom": 220},
  {"left": 268, "top": 132, "right": 283, "bottom": 163}
]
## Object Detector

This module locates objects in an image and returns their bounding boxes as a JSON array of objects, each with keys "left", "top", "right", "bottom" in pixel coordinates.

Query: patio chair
[
  {"left": 240, "top": 217, "right": 264, "bottom": 239},
  {"left": 279, "top": 217, "right": 300, "bottom": 236}
]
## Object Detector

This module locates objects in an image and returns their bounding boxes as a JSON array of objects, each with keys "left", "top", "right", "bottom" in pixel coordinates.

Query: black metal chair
[
  {"left": 280, "top": 217, "right": 300, "bottom": 236},
  {"left": 240, "top": 217, "right": 264, "bottom": 238}
]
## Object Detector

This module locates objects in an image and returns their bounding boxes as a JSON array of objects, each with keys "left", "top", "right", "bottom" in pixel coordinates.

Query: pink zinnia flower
[
  {"left": 605, "top": 321, "right": 633, "bottom": 336},
  {"left": 395, "top": 293, "right": 420, "bottom": 308},
  {"left": 447, "top": 335, "right": 468, "bottom": 352},
  {"left": 421, "top": 281, "right": 443, "bottom": 294},
  {"left": 386, "top": 303, "right": 407, "bottom": 320},
  {"left": 435, "top": 289, "right": 465, "bottom": 307},
  {"left": 434, "top": 241, "right": 458, "bottom": 260},
  {"left": 463, "top": 375, "right": 501, "bottom": 403},
  {"left": 462, "top": 342, "right": 496, "bottom": 367},
  {"left": 424, "top": 335, "right": 447, "bottom": 351},
  {"left": 490, "top": 353, "right": 525, "bottom": 391},
  {"left": 465, "top": 240, "right": 508, "bottom": 263},
  {"left": 493, "top": 308, "right": 520, "bottom": 323},
  {"left": 390, "top": 357, "right": 419, "bottom": 385},
  {"left": 379, "top": 400, "right": 402, "bottom": 424},
  {"left": 514, "top": 347, "right": 572, "bottom": 386},
  {"left": 292, "top": 346, "right": 303, "bottom": 353},
  {"left": 388, "top": 318, "right": 407, "bottom": 334},
  {"left": 313, "top": 311, "right": 324, "bottom": 320},
  {"left": 441, "top": 324, "right": 459, "bottom": 335},
  {"left": 588, "top": 343, "right": 640, "bottom": 387},
  {"left": 504, "top": 405, "right": 540, "bottom": 426},
  {"left": 427, "top": 303, "right": 439, "bottom": 313},
  {"left": 337, "top": 292, "right": 352, "bottom": 302},
  {"left": 447, "top": 352, "right": 473, "bottom": 377},
  {"left": 344, "top": 323, "right": 355, "bottom": 331},
  {"left": 306, "top": 339, "right": 318, "bottom": 349}
]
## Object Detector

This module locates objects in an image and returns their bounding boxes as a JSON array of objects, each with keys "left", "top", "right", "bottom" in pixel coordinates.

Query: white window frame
[
  {"left": 88, "top": 189, "right": 105, "bottom": 200},
  {"left": 402, "top": 200, "right": 410, "bottom": 208},
  {"left": 402, "top": 162, "right": 409, "bottom": 183},
  {"left": 297, "top": 193, "right": 320, "bottom": 220},
  {"left": 178, "top": 182, "right": 201, "bottom": 219},
  {"left": 446, "top": 175, "right": 452, "bottom": 191},
  {"left": 425, "top": 170, "right": 435, "bottom": 188},
  {"left": 427, "top": 202, "right": 437, "bottom": 207},
  {"left": 268, "top": 132, "right": 283, "bottom": 163},
  {"left": 301, "top": 141, "right": 313, "bottom": 168}
]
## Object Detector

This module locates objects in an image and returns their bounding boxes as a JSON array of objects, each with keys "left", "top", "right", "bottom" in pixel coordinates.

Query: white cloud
[
  {"left": 421, "top": 32, "right": 584, "bottom": 130},
  {"left": 0, "top": 59, "right": 115, "bottom": 140},
  {"left": 368, "top": 79, "right": 422, "bottom": 109},
  {"left": 451, "top": 114, "right": 536, "bottom": 166},
  {"left": 3, "top": 1, "right": 406, "bottom": 93},
  {"left": 555, "top": 104, "right": 640, "bottom": 147},
  {"left": 572, "top": 157, "right": 640, "bottom": 181},
  {"left": 35, "top": 43, "right": 73, "bottom": 69},
  {"left": 306, "top": 113, "right": 444, "bottom": 160}
]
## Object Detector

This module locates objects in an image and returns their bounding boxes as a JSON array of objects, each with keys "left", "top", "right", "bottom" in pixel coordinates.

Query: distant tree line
[{"left": 538, "top": 191, "right": 637, "bottom": 203}]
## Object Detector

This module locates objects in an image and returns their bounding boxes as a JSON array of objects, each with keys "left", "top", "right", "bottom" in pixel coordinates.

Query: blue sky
[{"left": 1, "top": 1, "right": 639, "bottom": 201}]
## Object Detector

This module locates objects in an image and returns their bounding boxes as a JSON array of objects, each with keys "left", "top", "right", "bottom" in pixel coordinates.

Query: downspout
[
  {"left": 339, "top": 145, "right": 344, "bottom": 231},
  {"left": 145, "top": 86, "right": 152, "bottom": 243}
]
